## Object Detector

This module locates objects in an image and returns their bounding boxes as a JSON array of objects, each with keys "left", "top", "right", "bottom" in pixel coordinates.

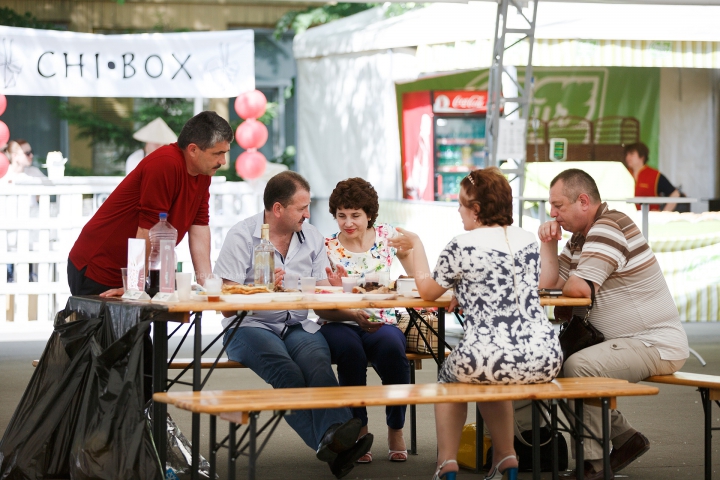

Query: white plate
[
  {"left": 220, "top": 294, "right": 273, "bottom": 303},
  {"left": 315, "top": 286, "right": 343, "bottom": 294},
  {"left": 269, "top": 293, "right": 304, "bottom": 302},
  {"left": 309, "top": 294, "right": 361, "bottom": 303},
  {"left": 363, "top": 293, "right": 398, "bottom": 300},
  {"left": 403, "top": 291, "right": 421, "bottom": 298},
  {"left": 190, "top": 293, "right": 208, "bottom": 301}
]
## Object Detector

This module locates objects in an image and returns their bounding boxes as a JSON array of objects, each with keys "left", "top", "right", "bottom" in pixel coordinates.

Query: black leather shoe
[
  {"left": 329, "top": 433, "right": 374, "bottom": 479},
  {"left": 316, "top": 418, "right": 362, "bottom": 463},
  {"left": 610, "top": 431, "right": 650, "bottom": 472}
]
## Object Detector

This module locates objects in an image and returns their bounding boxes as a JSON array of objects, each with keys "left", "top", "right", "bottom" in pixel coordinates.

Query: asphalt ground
[{"left": 1, "top": 323, "right": 719, "bottom": 480}]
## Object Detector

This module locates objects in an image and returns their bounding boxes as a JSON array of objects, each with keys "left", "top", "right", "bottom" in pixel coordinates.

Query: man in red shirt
[
  {"left": 624, "top": 142, "right": 681, "bottom": 212},
  {"left": 68, "top": 111, "right": 233, "bottom": 296}
]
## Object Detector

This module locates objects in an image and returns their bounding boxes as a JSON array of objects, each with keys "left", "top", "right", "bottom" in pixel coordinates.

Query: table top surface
[
  {"left": 72, "top": 294, "right": 591, "bottom": 312},
  {"left": 162, "top": 295, "right": 590, "bottom": 312},
  {"left": 153, "top": 378, "right": 657, "bottom": 413}
]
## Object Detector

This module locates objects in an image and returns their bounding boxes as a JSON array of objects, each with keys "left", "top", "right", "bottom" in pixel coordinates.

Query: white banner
[{"left": 0, "top": 26, "right": 254, "bottom": 98}]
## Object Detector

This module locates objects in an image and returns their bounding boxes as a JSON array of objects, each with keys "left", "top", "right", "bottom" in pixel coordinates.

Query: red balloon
[
  {"left": 235, "top": 119, "right": 268, "bottom": 150},
  {"left": 0, "top": 121, "right": 9, "bottom": 146},
  {"left": 0, "top": 95, "right": 7, "bottom": 116},
  {"left": 234, "top": 90, "right": 267, "bottom": 120},
  {"left": 235, "top": 149, "right": 267, "bottom": 180},
  {"left": 0, "top": 152, "right": 9, "bottom": 179}
]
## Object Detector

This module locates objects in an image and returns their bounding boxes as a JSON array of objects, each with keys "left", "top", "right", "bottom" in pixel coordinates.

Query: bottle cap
[{"left": 159, "top": 212, "right": 168, "bottom": 220}]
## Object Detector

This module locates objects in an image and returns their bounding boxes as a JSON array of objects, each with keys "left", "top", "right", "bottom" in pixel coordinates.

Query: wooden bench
[
  {"left": 155, "top": 378, "right": 659, "bottom": 480},
  {"left": 645, "top": 372, "right": 720, "bottom": 480}
]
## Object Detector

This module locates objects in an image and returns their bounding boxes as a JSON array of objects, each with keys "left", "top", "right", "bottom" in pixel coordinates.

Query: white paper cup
[
  {"left": 396, "top": 278, "right": 416, "bottom": 295},
  {"left": 341, "top": 275, "right": 360, "bottom": 293},
  {"left": 284, "top": 273, "right": 299, "bottom": 291},
  {"left": 300, "top": 277, "right": 316, "bottom": 293},
  {"left": 176, "top": 272, "right": 192, "bottom": 301}
]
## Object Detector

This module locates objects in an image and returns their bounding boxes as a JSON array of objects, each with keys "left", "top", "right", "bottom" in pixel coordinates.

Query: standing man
[
  {"left": 624, "top": 142, "right": 682, "bottom": 212},
  {"left": 538, "top": 169, "right": 688, "bottom": 480},
  {"left": 214, "top": 171, "right": 374, "bottom": 479},
  {"left": 68, "top": 111, "right": 233, "bottom": 296}
]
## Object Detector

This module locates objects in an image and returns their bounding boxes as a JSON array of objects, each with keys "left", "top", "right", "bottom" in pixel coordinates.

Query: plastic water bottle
[{"left": 146, "top": 212, "right": 178, "bottom": 296}]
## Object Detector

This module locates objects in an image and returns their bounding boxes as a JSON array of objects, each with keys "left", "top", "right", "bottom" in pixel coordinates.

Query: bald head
[{"left": 550, "top": 169, "right": 602, "bottom": 205}]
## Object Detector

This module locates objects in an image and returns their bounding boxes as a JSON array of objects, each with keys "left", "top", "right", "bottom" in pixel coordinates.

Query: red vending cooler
[{"left": 401, "top": 90, "right": 488, "bottom": 201}]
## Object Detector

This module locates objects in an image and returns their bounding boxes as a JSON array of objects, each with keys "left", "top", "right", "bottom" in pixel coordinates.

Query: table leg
[
  {"left": 575, "top": 400, "right": 584, "bottom": 480},
  {"left": 475, "top": 404, "right": 482, "bottom": 473},
  {"left": 249, "top": 413, "right": 258, "bottom": 480},
  {"left": 701, "top": 388, "right": 711, "bottom": 480},
  {"left": 191, "top": 313, "right": 202, "bottom": 480},
  {"left": 437, "top": 307, "right": 445, "bottom": 374},
  {"left": 209, "top": 415, "right": 217, "bottom": 480},
  {"left": 552, "top": 400, "right": 559, "bottom": 480},
  {"left": 409, "top": 365, "right": 417, "bottom": 455},
  {"left": 532, "top": 401, "right": 541, "bottom": 480},
  {"left": 602, "top": 398, "right": 610, "bottom": 480},
  {"left": 641, "top": 203, "right": 649, "bottom": 239},
  {"left": 152, "top": 320, "right": 168, "bottom": 475},
  {"left": 228, "top": 423, "right": 236, "bottom": 480}
]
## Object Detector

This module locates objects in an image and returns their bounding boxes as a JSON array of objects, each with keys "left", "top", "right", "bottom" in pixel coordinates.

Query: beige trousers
[{"left": 563, "top": 338, "right": 686, "bottom": 460}]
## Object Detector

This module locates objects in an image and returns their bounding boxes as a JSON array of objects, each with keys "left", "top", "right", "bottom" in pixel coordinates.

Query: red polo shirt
[{"left": 69, "top": 143, "right": 210, "bottom": 287}]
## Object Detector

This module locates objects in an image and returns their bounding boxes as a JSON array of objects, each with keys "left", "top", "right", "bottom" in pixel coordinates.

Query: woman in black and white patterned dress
[{"left": 389, "top": 167, "right": 562, "bottom": 480}]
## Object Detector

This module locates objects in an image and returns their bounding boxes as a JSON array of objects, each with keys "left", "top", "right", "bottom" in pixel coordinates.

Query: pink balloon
[
  {"left": 0, "top": 95, "right": 7, "bottom": 116},
  {"left": 235, "top": 119, "right": 268, "bottom": 150},
  {"left": 0, "top": 152, "right": 8, "bottom": 179},
  {"left": 235, "top": 149, "right": 267, "bottom": 180},
  {"left": 0, "top": 121, "right": 9, "bottom": 146},
  {"left": 234, "top": 90, "right": 267, "bottom": 120}
]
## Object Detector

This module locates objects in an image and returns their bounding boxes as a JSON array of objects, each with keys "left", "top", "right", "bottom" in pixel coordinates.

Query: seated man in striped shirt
[{"left": 538, "top": 168, "right": 689, "bottom": 480}]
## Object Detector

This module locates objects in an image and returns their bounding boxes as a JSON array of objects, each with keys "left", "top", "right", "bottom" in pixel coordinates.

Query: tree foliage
[
  {"left": 273, "top": 3, "right": 425, "bottom": 38},
  {"left": 0, "top": 7, "right": 59, "bottom": 29}
]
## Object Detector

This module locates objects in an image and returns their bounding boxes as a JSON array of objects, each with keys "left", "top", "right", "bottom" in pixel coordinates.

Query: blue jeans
[
  {"left": 223, "top": 324, "right": 352, "bottom": 450},
  {"left": 320, "top": 323, "right": 410, "bottom": 430}
]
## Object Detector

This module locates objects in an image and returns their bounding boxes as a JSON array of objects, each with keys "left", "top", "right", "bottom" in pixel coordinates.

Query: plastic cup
[
  {"left": 176, "top": 272, "right": 192, "bottom": 301},
  {"left": 284, "top": 273, "right": 299, "bottom": 291},
  {"left": 341, "top": 275, "right": 360, "bottom": 293},
  {"left": 377, "top": 271, "right": 390, "bottom": 287},
  {"left": 300, "top": 277, "right": 316, "bottom": 293},
  {"left": 204, "top": 273, "right": 222, "bottom": 301},
  {"left": 121, "top": 268, "right": 128, "bottom": 291}
]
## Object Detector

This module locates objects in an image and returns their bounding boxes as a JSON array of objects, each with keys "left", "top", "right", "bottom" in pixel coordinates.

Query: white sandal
[
  {"left": 484, "top": 455, "right": 518, "bottom": 480},
  {"left": 388, "top": 449, "right": 408, "bottom": 462},
  {"left": 432, "top": 459, "right": 458, "bottom": 480}
]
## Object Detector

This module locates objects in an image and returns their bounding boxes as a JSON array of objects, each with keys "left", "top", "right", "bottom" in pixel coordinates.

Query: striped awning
[{"left": 416, "top": 38, "right": 720, "bottom": 73}]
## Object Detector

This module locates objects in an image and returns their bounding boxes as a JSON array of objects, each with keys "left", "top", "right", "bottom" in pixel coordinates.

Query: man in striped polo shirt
[{"left": 538, "top": 169, "right": 689, "bottom": 480}]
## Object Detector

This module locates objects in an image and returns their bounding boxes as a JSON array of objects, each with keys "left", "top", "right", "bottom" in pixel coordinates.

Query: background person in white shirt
[{"left": 125, "top": 117, "right": 178, "bottom": 175}]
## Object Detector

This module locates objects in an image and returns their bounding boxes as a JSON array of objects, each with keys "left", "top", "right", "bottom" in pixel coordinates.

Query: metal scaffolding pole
[{"left": 486, "top": 0, "right": 538, "bottom": 226}]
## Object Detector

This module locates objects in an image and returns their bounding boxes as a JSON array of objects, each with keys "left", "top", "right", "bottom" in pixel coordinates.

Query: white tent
[{"left": 294, "top": 2, "right": 720, "bottom": 204}]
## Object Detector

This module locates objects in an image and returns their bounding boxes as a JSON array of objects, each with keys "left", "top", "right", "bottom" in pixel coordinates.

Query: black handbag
[{"left": 557, "top": 279, "right": 604, "bottom": 361}]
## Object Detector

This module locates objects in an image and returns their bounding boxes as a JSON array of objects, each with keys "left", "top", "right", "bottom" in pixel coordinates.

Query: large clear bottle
[
  {"left": 253, "top": 223, "right": 275, "bottom": 290},
  {"left": 146, "top": 212, "right": 178, "bottom": 296}
]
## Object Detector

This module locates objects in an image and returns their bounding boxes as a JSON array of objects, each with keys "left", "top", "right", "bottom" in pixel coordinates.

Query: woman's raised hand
[
  {"left": 325, "top": 264, "right": 348, "bottom": 287},
  {"left": 388, "top": 227, "right": 420, "bottom": 253}
]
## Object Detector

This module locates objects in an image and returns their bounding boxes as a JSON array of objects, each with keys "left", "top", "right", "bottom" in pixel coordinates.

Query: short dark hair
[
  {"left": 177, "top": 111, "right": 233, "bottom": 150},
  {"left": 624, "top": 142, "right": 649, "bottom": 164},
  {"left": 459, "top": 167, "right": 513, "bottom": 226},
  {"left": 263, "top": 171, "right": 311, "bottom": 210},
  {"left": 550, "top": 168, "right": 602, "bottom": 204},
  {"left": 328, "top": 178, "right": 379, "bottom": 228}
]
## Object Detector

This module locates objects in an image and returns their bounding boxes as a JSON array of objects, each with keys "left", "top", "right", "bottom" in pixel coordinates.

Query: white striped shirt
[{"left": 559, "top": 203, "right": 688, "bottom": 361}]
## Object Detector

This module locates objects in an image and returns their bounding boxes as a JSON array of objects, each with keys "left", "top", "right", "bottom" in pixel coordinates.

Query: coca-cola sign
[{"left": 432, "top": 90, "right": 488, "bottom": 113}]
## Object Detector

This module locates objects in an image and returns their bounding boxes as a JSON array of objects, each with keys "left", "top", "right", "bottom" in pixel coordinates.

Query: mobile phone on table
[{"left": 538, "top": 288, "right": 563, "bottom": 297}]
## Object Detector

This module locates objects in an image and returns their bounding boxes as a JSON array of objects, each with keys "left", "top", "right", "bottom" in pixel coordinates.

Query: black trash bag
[
  {"left": 69, "top": 319, "right": 162, "bottom": 480},
  {"left": 0, "top": 305, "right": 113, "bottom": 479},
  {"left": 0, "top": 299, "right": 163, "bottom": 480}
]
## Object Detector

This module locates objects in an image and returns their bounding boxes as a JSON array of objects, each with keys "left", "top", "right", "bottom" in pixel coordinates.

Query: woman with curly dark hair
[
  {"left": 320, "top": 177, "right": 414, "bottom": 464},
  {"left": 389, "top": 168, "right": 562, "bottom": 480}
]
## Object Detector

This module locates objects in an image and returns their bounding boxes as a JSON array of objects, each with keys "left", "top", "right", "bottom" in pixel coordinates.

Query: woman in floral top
[{"left": 320, "top": 177, "right": 414, "bottom": 464}]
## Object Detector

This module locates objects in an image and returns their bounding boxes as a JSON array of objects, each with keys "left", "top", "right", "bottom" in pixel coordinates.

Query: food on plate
[
  {"left": 352, "top": 285, "right": 393, "bottom": 295},
  {"left": 221, "top": 284, "right": 272, "bottom": 295}
]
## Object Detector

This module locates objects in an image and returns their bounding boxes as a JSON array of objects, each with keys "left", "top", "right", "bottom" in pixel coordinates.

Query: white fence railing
[{"left": 0, "top": 177, "right": 263, "bottom": 334}]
